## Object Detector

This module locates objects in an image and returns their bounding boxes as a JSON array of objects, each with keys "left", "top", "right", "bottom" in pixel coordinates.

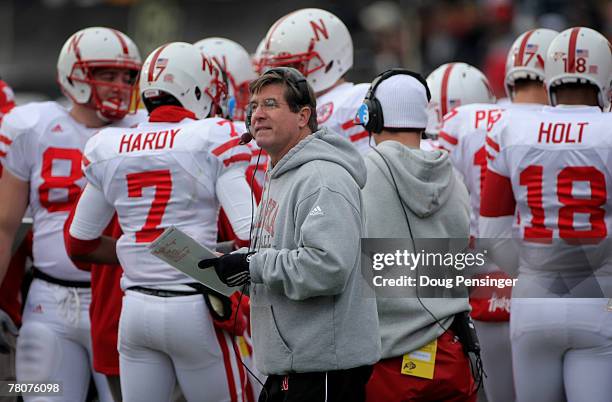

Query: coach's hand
[
  {"left": 199, "top": 252, "right": 254, "bottom": 287},
  {"left": 0, "top": 309, "right": 18, "bottom": 354}
]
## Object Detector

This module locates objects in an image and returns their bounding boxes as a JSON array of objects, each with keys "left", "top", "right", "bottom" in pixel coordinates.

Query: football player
[
  {"left": 423, "top": 62, "right": 496, "bottom": 152},
  {"left": 194, "top": 35, "right": 264, "bottom": 401},
  {"left": 425, "top": 62, "right": 496, "bottom": 144},
  {"left": 0, "top": 27, "right": 142, "bottom": 402},
  {"left": 252, "top": 39, "right": 266, "bottom": 76},
  {"left": 480, "top": 27, "right": 612, "bottom": 402},
  {"left": 436, "top": 28, "right": 558, "bottom": 402},
  {"left": 0, "top": 77, "right": 20, "bottom": 402},
  {"left": 67, "top": 42, "right": 254, "bottom": 402},
  {"left": 259, "top": 8, "right": 372, "bottom": 154},
  {"left": 195, "top": 37, "right": 268, "bottom": 200}
]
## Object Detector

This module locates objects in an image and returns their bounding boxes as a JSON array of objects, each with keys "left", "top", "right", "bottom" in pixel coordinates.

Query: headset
[
  {"left": 358, "top": 68, "right": 445, "bottom": 332},
  {"left": 243, "top": 67, "right": 311, "bottom": 140},
  {"left": 356, "top": 68, "right": 431, "bottom": 134},
  {"left": 358, "top": 69, "right": 483, "bottom": 394}
]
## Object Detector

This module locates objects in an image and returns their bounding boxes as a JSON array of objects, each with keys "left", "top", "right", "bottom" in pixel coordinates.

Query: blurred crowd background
[{"left": 0, "top": 0, "right": 611, "bottom": 104}]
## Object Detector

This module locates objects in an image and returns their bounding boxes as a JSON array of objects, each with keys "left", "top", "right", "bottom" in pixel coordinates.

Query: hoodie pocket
[{"left": 252, "top": 304, "right": 293, "bottom": 372}]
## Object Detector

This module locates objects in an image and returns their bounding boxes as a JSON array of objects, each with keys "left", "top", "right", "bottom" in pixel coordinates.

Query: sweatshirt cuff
[{"left": 249, "top": 251, "right": 268, "bottom": 284}]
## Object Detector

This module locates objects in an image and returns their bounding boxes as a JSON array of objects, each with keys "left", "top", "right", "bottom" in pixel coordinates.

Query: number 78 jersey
[{"left": 481, "top": 106, "right": 612, "bottom": 248}]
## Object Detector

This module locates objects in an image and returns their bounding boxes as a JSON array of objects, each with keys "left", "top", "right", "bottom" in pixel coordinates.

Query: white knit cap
[{"left": 375, "top": 74, "right": 429, "bottom": 129}]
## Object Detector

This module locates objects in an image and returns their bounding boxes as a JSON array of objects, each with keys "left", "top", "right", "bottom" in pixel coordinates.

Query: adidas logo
[
  {"left": 51, "top": 124, "right": 63, "bottom": 133},
  {"left": 308, "top": 205, "right": 324, "bottom": 216}
]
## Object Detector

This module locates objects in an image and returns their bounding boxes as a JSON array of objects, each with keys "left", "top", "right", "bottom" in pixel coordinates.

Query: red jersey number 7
[{"left": 126, "top": 170, "right": 172, "bottom": 243}]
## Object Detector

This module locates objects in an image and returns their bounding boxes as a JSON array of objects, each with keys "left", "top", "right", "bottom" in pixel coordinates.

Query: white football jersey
[
  {"left": 439, "top": 104, "right": 505, "bottom": 236},
  {"left": 211, "top": 118, "right": 268, "bottom": 197},
  {"left": 481, "top": 106, "right": 612, "bottom": 272},
  {"left": 316, "top": 82, "right": 371, "bottom": 155},
  {"left": 440, "top": 103, "right": 546, "bottom": 237},
  {"left": 0, "top": 101, "right": 143, "bottom": 281},
  {"left": 82, "top": 116, "right": 251, "bottom": 288}
]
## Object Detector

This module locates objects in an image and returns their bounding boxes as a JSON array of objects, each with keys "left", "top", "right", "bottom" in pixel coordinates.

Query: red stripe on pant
[
  {"left": 215, "top": 328, "right": 239, "bottom": 402},
  {"left": 232, "top": 337, "right": 256, "bottom": 402}
]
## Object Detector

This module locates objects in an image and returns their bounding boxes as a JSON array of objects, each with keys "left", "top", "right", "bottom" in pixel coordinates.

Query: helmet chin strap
[
  {"left": 87, "top": 80, "right": 134, "bottom": 122},
  {"left": 91, "top": 95, "right": 129, "bottom": 122},
  {"left": 549, "top": 89, "right": 558, "bottom": 107},
  {"left": 95, "top": 109, "right": 112, "bottom": 123}
]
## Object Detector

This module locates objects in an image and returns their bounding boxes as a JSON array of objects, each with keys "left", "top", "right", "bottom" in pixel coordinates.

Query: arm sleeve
[
  {"left": 438, "top": 108, "right": 461, "bottom": 154},
  {"left": 208, "top": 120, "right": 252, "bottom": 176},
  {"left": 479, "top": 180, "right": 518, "bottom": 275},
  {"left": 480, "top": 115, "right": 514, "bottom": 229},
  {"left": 69, "top": 184, "right": 115, "bottom": 241},
  {"left": 81, "top": 135, "right": 104, "bottom": 190},
  {"left": 216, "top": 166, "right": 253, "bottom": 242},
  {"left": 250, "top": 186, "right": 362, "bottom": 301},
  {"left": 439, "top": 110, "right": 469, "bottom": 185},
  {"left": 483, "top": 113, "right": 509, "bottom": 175},
  {"left": 479, "top": 169, "right": 515, "bottom": 237},
  {"left": 0, "top": 110, "right": 32, "bottom": 181},
  {"left": 479, "top": 120, "right": 518, "bottom": 273},
  {"left": 479, "top": 119, "right": 515, "bottom": 236}
]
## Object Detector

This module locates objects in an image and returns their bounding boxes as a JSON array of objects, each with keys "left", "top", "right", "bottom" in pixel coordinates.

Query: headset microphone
[{"left": 239, "top": 132, "right": 253, "bottom": 145}]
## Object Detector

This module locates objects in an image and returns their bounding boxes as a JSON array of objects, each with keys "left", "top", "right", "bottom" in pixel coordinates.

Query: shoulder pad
[
  {"left": 0, "top": 102, "right": 50, "bottom": 135},
  {"left": 83, "top": 127, "right": 123, "bottom": 165}
]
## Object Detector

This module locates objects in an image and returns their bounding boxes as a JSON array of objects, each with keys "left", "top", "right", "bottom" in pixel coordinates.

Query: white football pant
[
  {"left": 473, "top": 320, "right": 515, "bottom": 402},
  {"left": 118, "top": 290, "right": 252, "bottom": 402},
  {"left": 16, "top": 279, "right": 112, "bottom": 402},
  {"left": 511, "top": 298, "right": 612, "bottom": 402}
]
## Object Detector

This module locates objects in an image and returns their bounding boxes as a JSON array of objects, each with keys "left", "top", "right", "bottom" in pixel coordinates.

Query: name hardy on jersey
[
  {"left": 118, "top": 129, "right": 181, "bottom": 153},
  {"left": 537, "top": 121, "right": 588, "bottom": 144}
]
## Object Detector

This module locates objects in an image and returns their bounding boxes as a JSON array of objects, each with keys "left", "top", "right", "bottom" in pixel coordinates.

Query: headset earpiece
[
  {"left": 360, "top": 96, "right": 383, "bottom": 134},
  {"left": 227, "top": 96, "right": 237, "bottom": 120}
]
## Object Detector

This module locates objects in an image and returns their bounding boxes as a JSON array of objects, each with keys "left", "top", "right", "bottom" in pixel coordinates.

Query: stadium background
[{"left": 0, "top": 0, "right": 610, "bottom": 104}]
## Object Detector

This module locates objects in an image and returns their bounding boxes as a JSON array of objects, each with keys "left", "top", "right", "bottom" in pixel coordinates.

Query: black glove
[
  {"left": 199, "top": 252, "right": 254, "bottom": 287},
  {"left": 0, "top": 309, "right": 18, "bottom": 354}
]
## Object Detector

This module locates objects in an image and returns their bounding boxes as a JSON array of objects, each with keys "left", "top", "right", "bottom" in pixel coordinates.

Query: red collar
[{"left": 148, "top": 106, "right": 197, "bottom": 123}]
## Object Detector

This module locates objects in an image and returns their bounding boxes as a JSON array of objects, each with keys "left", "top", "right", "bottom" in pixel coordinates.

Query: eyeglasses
[{"left": 248, "top": 98, "right": 288, "bottom": 113}]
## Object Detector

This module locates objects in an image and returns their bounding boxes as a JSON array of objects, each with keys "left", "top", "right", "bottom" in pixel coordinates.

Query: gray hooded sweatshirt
[
  {"left": 248, "top": 127, "right": 381, "bottom": 375},
  {"left": 363, "top": 140, "right": 471, "bottom": 359}
]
